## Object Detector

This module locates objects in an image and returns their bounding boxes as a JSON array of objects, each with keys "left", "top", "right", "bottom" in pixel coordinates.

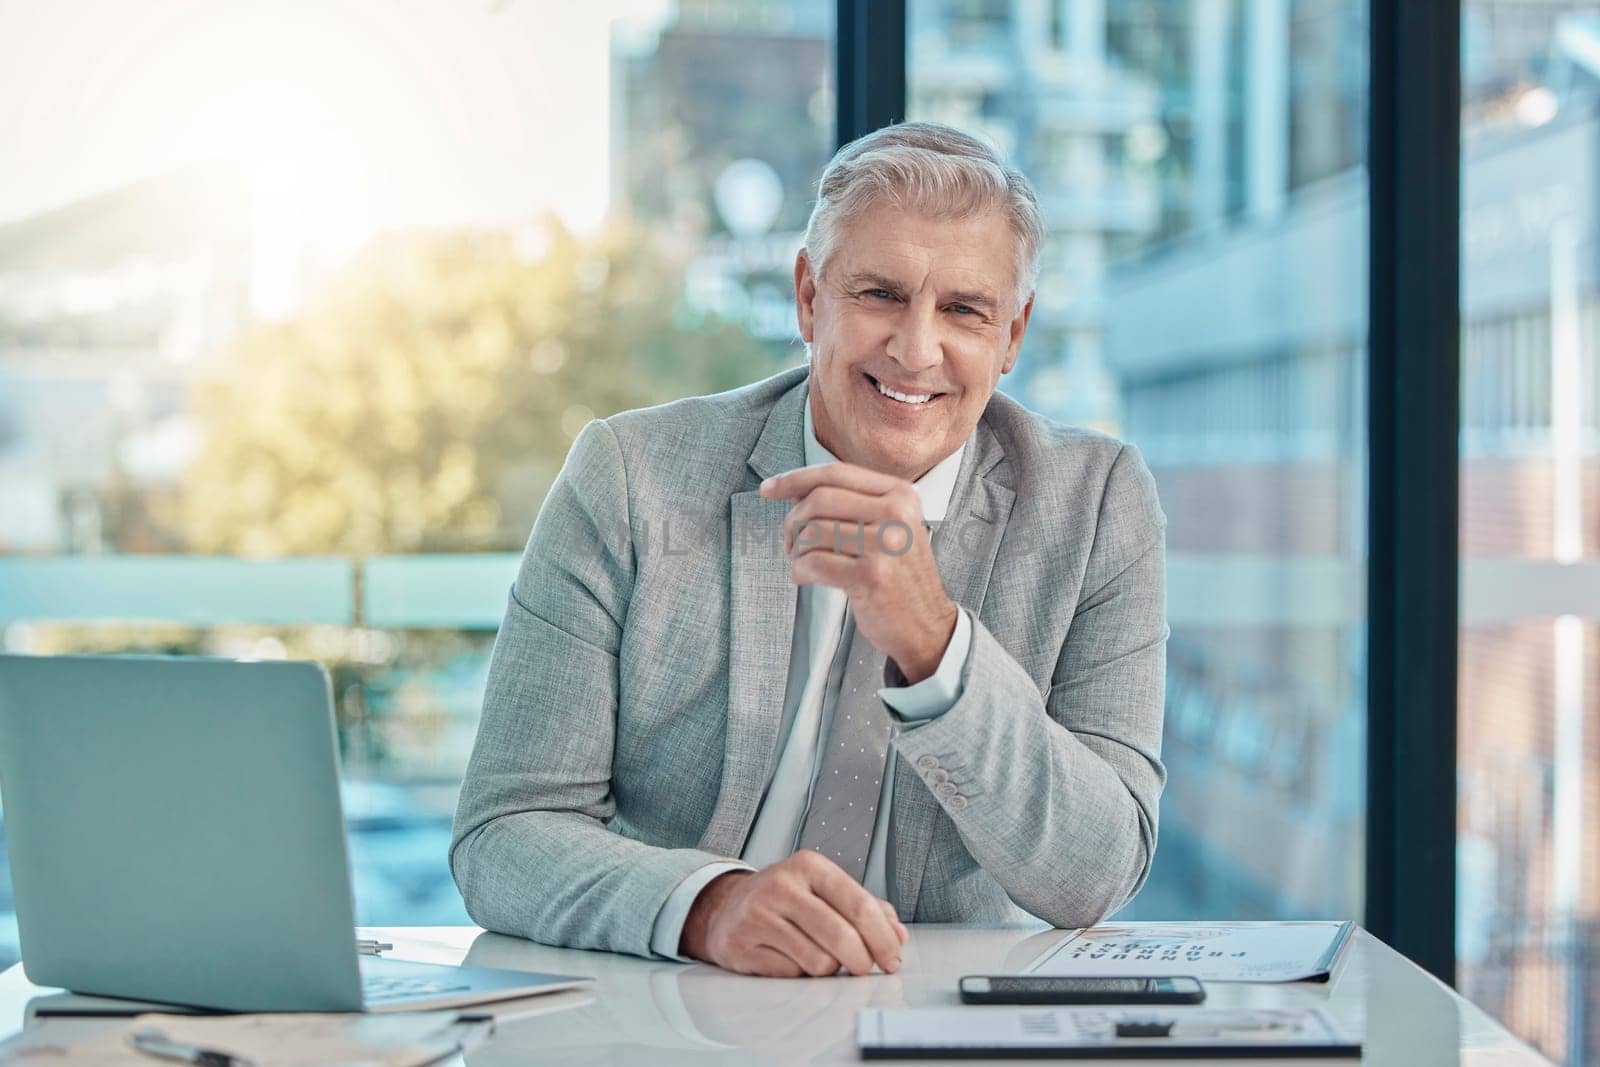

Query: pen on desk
[
  {"left": 442, "top": 1013, "right": 497, "bottom": 1052},
  {"left": 128, "top": 1026, "right": 257, "bottom": 1067},
  {"left": 356, "top": 938, "right": 393, "bottom": 956}
]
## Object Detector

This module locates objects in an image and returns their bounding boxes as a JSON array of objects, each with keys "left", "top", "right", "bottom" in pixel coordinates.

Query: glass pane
[
  {"left": 0, "top": 0, "right": 833, "bottom": 966},
  {"left": 1458, "top": 5, "right": 1599, "bottom": 1063},
  {"left": 910, "top": 0, "right": 1369, "bottom": 921}
]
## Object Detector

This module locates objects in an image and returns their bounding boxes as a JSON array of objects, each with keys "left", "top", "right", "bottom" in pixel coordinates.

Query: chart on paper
[{"left": 1024, "top": 921, "right": 1355, "bottom": 983}]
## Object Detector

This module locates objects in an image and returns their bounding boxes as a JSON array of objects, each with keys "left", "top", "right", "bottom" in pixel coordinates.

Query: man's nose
[{"left": 885, "top": 307, "right": 941, "bottom": 372}]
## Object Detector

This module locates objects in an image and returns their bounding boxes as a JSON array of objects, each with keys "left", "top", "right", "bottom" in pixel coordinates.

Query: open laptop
[{"left": 0, "top": 653, "right": 591, "bottom": 1013}]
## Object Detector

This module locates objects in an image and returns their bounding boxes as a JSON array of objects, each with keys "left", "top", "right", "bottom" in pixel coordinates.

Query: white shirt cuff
[
  {"left": 878, "top": 607, "right": 972, "bottom": 722},
  {"left": 649, "top": 861, "right": 755, "bottom": 961}
]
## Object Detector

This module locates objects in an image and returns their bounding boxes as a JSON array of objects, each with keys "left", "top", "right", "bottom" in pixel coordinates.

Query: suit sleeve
[
  {"left": 450, "top": 419, "right": 733, "bottom": 957},
  {"left": 888, "top": 443, "right": 1168, "bottom": 927}
]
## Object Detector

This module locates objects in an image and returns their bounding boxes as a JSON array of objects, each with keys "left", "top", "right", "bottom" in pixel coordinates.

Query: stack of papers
[{"left": 1025, "top": 920, "right": 1356, "bottom": 983}]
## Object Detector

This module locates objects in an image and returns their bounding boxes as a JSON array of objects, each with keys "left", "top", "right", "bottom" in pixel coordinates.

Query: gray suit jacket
[{"left": 451, "top": 366, "right": 1167, "bottom": 958}]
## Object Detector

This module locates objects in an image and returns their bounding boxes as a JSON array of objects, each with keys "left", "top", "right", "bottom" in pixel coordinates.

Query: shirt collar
[{"left": 802, "top": 396, "right": 967, "bottom": 523}]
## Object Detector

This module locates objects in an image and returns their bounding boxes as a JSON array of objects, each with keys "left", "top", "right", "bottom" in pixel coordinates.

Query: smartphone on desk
[{"left": 958, "top": 975, "right": 1206, "bottom": 1005}]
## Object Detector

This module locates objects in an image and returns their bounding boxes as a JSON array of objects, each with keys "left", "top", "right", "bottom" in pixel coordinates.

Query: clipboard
[{"left": 856, "top": 1006, "right": 1362, "bottom": 1059}]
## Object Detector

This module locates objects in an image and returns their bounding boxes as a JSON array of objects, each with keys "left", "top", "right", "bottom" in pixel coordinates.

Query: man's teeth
[{"left": 875, "top": 380, "right": 934, "bottom": 405}]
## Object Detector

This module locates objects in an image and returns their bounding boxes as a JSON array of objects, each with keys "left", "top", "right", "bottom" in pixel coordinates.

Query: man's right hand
[{"left": 678, "top": 851, "right": 909, "bottom": 977}]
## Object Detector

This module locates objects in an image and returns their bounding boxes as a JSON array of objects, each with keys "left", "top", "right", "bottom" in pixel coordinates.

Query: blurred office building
[
  {"left": 0, "top": 164, "right": 253, "bottom": 554},
  {"left": 610, "top": 0, "right": 832, "bottom": 348},
  {"left": 900, "top": 2, "right": 1597, "bottom": 1062}
]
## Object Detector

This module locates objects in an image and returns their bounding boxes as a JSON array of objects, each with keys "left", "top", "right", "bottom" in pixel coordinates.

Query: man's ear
[
  {"left": 1001, "top": 291, "right": 1034, "bottom": 374},
  {"left": 794, "top": 249, "right": 818, "bottom": 343}
]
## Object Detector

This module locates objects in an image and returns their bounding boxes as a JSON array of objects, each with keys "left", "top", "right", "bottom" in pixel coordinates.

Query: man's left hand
[{"left": 760, "top": 462, "right": 958, "bottom": 684}]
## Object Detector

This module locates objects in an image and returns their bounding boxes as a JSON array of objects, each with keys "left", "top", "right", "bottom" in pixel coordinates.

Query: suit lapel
[
  {"left": 697, "top": 377, "right": 808, "bottom": 857},
  {"left": 890, "top": 413, "right": 1016, "bottom": 919}
]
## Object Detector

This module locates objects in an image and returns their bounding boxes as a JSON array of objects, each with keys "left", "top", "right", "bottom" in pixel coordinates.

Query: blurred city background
[{"left": 0, "top": 0, "right": 1594, "bottom": 1061}]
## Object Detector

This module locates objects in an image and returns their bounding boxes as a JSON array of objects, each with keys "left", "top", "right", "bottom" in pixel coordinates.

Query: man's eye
[
  {"left": 949, "top": 304, "right": 978, "bottom": 316},
  {"left": 865, "top": 288, "right": 895, "bottom": 300}
]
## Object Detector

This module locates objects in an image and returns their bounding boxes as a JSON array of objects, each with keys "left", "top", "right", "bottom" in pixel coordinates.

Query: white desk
[{"left": 0, "top": 924, "right": 1553, "bottom": 1064}]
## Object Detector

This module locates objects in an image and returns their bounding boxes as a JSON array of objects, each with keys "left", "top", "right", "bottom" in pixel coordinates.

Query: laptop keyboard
[{"left": 362, "top": 974, "right": 472, "bottom": 1002}]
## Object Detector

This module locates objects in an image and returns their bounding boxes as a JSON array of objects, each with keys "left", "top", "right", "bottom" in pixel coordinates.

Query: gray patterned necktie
[{"left": 795, "top": 611, "right": 892, "bottom": 882}]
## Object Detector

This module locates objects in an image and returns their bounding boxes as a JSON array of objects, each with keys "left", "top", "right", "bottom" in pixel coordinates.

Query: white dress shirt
[{"left": 648, "top": 398, "right": 973, "bottom": 959}]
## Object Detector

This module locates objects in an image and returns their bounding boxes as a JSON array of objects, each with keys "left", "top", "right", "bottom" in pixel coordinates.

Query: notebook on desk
[{"left": 0, "top": 653, "right": 592, "bottom": 1014}]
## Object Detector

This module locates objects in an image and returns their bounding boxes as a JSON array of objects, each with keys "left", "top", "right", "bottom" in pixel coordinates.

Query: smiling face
[{"left": 795, "top": 201, "right": 1034, "bottom": 482}]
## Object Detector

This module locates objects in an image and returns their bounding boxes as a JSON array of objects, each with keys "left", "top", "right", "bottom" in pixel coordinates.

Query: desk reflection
[
  {"left": 460, "top": 924, "right": 1052, "bottom": 1065},
  {"left": 449, "top": 922, "right": 1475, "bottom": 1066},
  {"left": 0, "top": 925, "right": 1520, "bottom": 1066}
]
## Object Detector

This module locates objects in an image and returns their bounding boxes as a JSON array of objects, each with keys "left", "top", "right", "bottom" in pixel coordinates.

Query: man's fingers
[
  {"left": 761, "top": 461, "right": 902, "bottom": 501},
  {"left": 783, "top": 486, "right": 886, "bottom": 553},
  {"left": 807, "top": 865, "right": 904, "bottom": 974},
  {"left": 878, "top": 898, "right": 910, "bottom": 945},
  {"left": 789, "top": 548, "right": 860, "bottom": 591},
  {"left": 700, "top": 854, "right": 912, "bottom": 978},
  {"left": 788, "top": 516, "right": 871, "bottom": 559},
  {"left": 742, "top": 944, "right": 805, "bottom": 978},
  {"left": 770, "top": 915, "right": 850, "bottom": 977},
  {"left": 789, "top": 518, "right": 923, "bottom": 561},
  {"left": 784, "top": 892, "right": 876, "bottom": 976}
]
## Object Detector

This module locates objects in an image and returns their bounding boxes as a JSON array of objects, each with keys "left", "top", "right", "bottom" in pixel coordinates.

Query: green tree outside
[{"left": 175, "top": 218, "right": 784, "bottom": 556}]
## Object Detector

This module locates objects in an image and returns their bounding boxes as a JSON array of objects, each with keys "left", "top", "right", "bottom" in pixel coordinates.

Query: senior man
[{"left": 451, "top": 121, "right": 1167, "bottom": 978}]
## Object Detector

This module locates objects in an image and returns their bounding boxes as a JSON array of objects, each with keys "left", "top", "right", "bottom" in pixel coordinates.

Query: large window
[
  {"left": 0, "top": 0, "right": 833, "bottom": 965},
  {"left": 911, "top": 0, "right": 1369, "bottom": 923},
  {"left": 5, "top": 8, "right": 1595, "bottom": 1062},
  {"left": 1457, "top": 6, "right": 1599, "bottom": 1063}
]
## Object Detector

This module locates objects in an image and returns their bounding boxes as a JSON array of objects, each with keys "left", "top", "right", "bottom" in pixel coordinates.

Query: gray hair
[{"left": 802, "top": 121, "right": 1044, "bottom": 313}]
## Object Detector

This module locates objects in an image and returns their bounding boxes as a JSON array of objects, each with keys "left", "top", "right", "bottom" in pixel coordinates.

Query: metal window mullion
[
  {"left": 1365, "top": 0, "right": 1461, "bottom": 987},
  {"left": 835, "top": 0, "right": 907, "bottom": 147}
]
